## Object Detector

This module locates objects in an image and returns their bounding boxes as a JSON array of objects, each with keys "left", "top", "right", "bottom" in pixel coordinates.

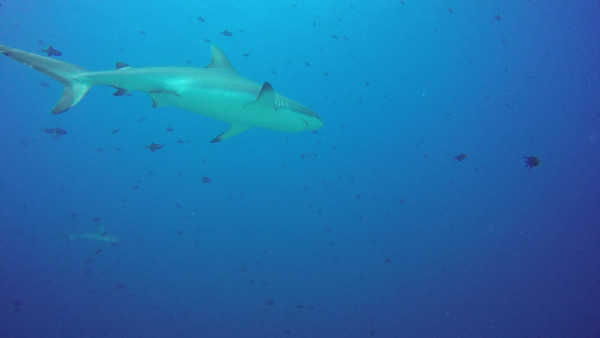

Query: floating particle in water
[{"left": 114, "top": 283, "right": 127, "bottom": 290}]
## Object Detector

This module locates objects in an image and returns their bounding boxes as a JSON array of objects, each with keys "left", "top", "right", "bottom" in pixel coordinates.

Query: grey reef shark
[
  {"left": 56, "top": 227, "right": 119, "bottom": 244},
  {"left": 0, "top": 43, "right": 323, "bottom": 142}
]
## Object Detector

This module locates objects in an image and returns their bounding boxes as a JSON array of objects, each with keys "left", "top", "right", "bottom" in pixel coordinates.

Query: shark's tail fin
[{"left": 0, "top": 44, "right": 92, "bottom": 114}]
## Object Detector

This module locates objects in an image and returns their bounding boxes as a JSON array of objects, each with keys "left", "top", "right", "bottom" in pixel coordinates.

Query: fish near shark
[{"left": 0, "top": 43, "right": 323, "bottom": 142}]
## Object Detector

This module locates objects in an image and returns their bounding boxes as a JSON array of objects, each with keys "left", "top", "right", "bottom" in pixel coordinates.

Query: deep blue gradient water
[{"left": 1, "top": 1, "right": 599, "bottom": 337}]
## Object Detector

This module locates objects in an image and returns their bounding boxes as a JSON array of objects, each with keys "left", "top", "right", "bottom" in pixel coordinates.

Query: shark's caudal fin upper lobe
[{"left": 0, "top": 44, "right": 91, "bottom": 114}]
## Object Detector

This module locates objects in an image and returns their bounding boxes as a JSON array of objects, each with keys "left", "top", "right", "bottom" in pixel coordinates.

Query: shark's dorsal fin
[
  {"left": 206, "top": 45, "right": 236, "bottom": 73},
  {"left": 115, "top": 61, "right": 130, "bottom": 70},
  {"left": 211, "top": 124, "right": 250, "bottom": 143}
]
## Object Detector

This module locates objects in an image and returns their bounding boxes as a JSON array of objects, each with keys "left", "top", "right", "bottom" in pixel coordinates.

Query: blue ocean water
[{"left": 1, "top": 1, "right": 599, "bottom": 337}]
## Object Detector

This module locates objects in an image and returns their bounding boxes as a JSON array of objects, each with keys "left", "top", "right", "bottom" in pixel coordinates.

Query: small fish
[
  {"left": 454, "top": 153, "right": 467, "bottom": 161},
  {"left": 41, "top": 127, "right": 67, "bottom": 138},
  {"left": 523, "top": 156, "right": 540, "bottom": 169},
  {"left": 221, "top": 29, "right": 233, "bottom": 37},
  {"left": 201, "top": 175, "right": 212, "bottom": 183},
  {"left": 146, "top": 142, "right": 163, "bottom": 152},
  {"left": 197, "top": 16, "right": 205, "bottom": 23},
  {"left": 166, "top": 126, "right": 173, "bottom": 132},
  {"left": 41, "top": 46, "right": 62, "bottom": 57}
]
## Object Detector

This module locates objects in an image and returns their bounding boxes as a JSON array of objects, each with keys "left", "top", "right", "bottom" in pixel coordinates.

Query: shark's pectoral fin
[
  {"left": 210, "top": 124, "right": 250, "bottom": 143},
  {"left": 244, "top": 82, "right": 276, "bottom": 111}
]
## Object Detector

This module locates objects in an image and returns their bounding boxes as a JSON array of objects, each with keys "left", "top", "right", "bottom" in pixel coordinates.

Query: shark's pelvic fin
[
  {"left": 0, "top": 44, "right": 92, "bottom": 114},
  {"left": 205, "top": 45, "right": 236, "bottom": 73},
  {"left": 211, "top": 124, "right": 251, "bottom": 143}
]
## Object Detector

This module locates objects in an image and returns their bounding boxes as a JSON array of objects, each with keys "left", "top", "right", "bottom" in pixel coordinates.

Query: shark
[
  {"left": 57, "top": 227, "right": 119, "bottom": 244},
  {"left": 0, "top": 43, "right": 323, "bottom": 142}
]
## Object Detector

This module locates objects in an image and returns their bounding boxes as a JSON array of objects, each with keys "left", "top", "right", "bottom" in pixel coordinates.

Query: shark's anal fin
[
  {"left": 244, "top": 82, "right": 276, "bottom": 111},
  {"left": 211, "top": 124, "right": 250, "bottom": 143}
]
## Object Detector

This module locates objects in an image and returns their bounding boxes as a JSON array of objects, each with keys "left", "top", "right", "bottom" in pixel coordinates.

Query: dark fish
[
  {"left": 454, "top": 153, "right": 467, "bottom": 161},
  {"left": 139, "top": 30, "right": 147, "bottom": 35},
  {"left": 221, "top": 29, "right": 233, "bottom": 36},
  {"left": 495, "top": 14, "right": 502, "bottom": 21},
  {"left": 146, "top": 142, "right": 163, "bottom": 152},
  {"left": 111, "top": 129, "right": 119, "bottom": 134},
  {"left": 41, "top": 46, "right": 62, "bottom": 57},
  {"left": 41, "top": 127, "right": 67, "bottom": 138},
  {"left": 166, "top": 126, "right": 173, "bottom": 132},
  {"left": 39, "top": 81, "right": 50, "bottom": 87},
  {"left": 201, "top": 175, "right": 211, "bottom": 183},
  {"left": 242, "top": 53, "right": 250, "bottom": 57},
  {"left": 523, "top": 156, "right": 540, "bottom": 169},
  {"left": 197, "top": 16, "right": 205, "bottom": 22}
]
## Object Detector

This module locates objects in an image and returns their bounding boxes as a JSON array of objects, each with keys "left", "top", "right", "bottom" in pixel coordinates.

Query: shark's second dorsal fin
[{"left": 206, "top": 45, "right": 236, "bottom": 73}]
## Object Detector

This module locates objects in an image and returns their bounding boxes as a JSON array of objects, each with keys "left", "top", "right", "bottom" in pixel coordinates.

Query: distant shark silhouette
[
  {"left": 57, "top": 227, "right": 119, "bottom": 244},
  {"left": 0, "top": 44, "right": 323, "bottom": 142}
]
